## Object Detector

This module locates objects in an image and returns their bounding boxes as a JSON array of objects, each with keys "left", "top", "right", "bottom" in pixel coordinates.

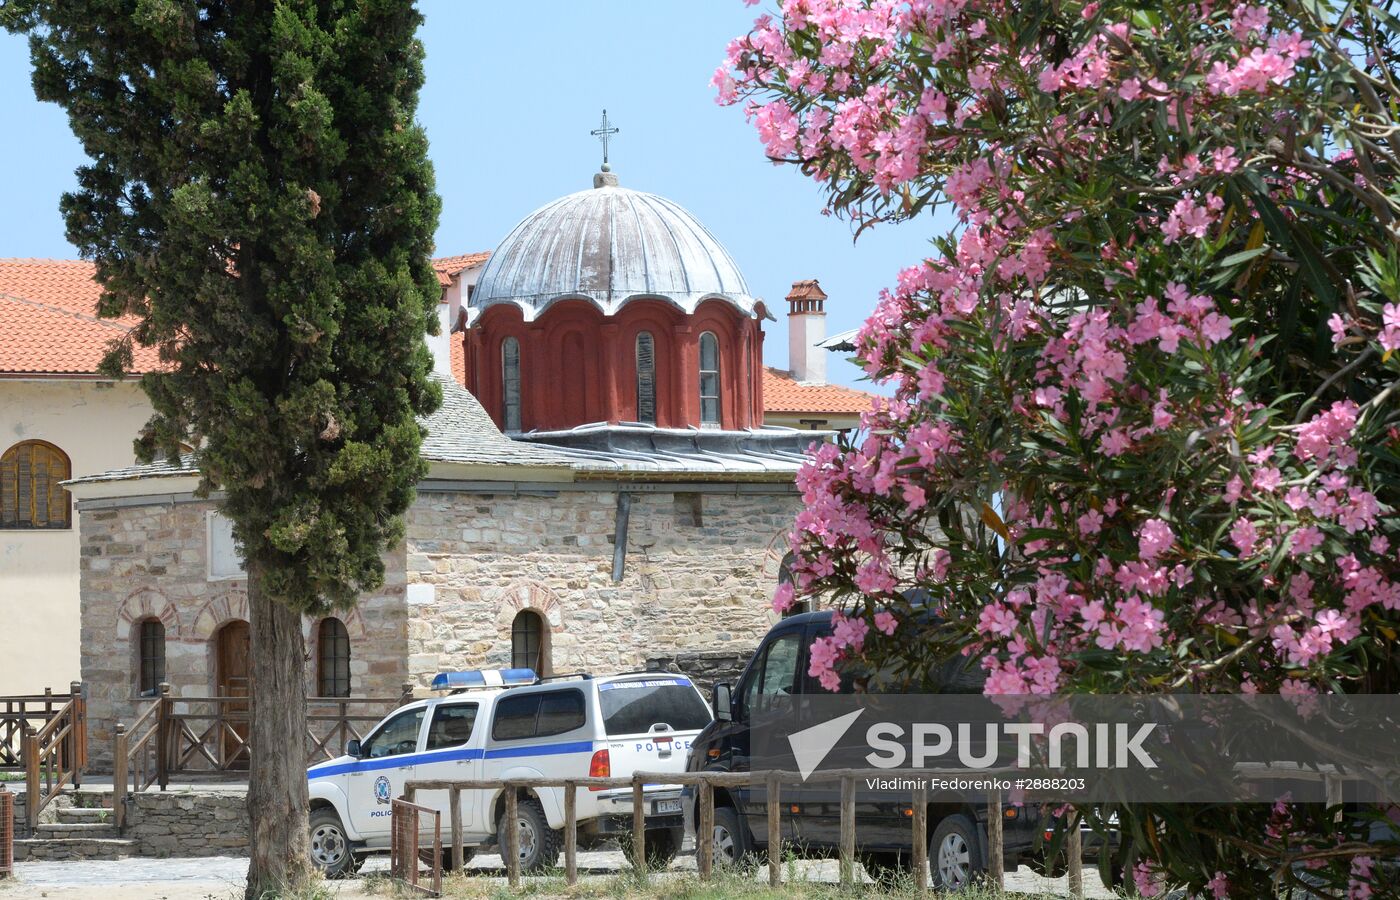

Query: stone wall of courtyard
[
  {"left": 78, "top": 498, "right": 409, "bottom": 771},
  {"left": 404, "top": 487, "right": 801, "bottom": 686},
  {"left": 74, "top": 483, "right": 801, "bottom": 772}
]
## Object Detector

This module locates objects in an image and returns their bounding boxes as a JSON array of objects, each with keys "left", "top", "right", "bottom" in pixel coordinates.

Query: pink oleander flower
[
  {"left": 1290, "top": 525, "right": 1323, "bottom": 558},
  {"left": 978, "top": 602, "right": 1019, "bottom": 637},
  {"left": 874, "top": 611, "right": 898, "bottom": 636},
  {"left": 1133, "top": 861, "right": 1163, "bottom": 897},
  {"left": 1138, "top": 518, "right": 1175, "bottom": 562},
  {"left": 832, "top": 613, "right": 869, "bottom": 651},
  {"left": 1231, "top": 517, "right": 1260, "bottom": 556},
  {"left": 772, "top": 581, "right": 796, "bottom": 614},
  {"left": 1253, "top": 466, "right": 1282, "bottom": 493}
]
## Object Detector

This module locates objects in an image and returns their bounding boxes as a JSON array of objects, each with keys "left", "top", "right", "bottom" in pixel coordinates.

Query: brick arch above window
[
  {"left": 188, "top": 590, "right": 250, "bottom": 642},
  {"left": 493, "top": 581, "right": 563, "bottom": 632},
  {"left": 115, "top": 588, "right": 181, "bottom": 642},
  {"left": 299, "top": 606, "right": 367, "bottom": 642},
  {"left": 0, "top": 439, "right": 72, "bottom": 530}
]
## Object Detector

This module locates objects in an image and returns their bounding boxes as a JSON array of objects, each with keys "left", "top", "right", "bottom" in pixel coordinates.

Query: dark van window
[
  {"left": 537, "top": 691, "right": 585, "bottom": 736},
  {"left": 600, "top": 679, "right": 711, "bottom": 736},
  {"left": 426, "top": 704, "right": 478, "bottom": 751},
  {"left": 491, "top": 690, "right": 585, "bottom": 741},
  {"left": 740, "top": 632, "right": 803, "bottom": 718}
]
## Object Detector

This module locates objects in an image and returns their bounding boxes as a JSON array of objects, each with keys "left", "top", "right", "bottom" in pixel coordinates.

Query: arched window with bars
[
  {"left": 501, "top": 336, "right": 522, "bottom": 432},
  {"left": 635, "top": 331, "right": 657, "bottom": 425},
  {"left": 511, "top": 610, "right": 547, "bottom": 674},
  {"left": 317, "top": 617, "right": 351, "bottom": 698},
  {"left": 698, "top": 332, "right": 721, "bottom": 426},
  {"left": 0, "top": 440, "right": 72, "bottom": 529},
  {"left": 137, "top": 618, "right": 166, "bottom": 696}
]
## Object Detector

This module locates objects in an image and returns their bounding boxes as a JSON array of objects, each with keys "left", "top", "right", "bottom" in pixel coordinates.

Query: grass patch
[{"left": 409, "top": 869, "right": 1085, "bottom": 900}]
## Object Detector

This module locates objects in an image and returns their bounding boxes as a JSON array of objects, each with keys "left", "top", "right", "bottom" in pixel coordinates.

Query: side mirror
[
  {"left": 713, "top": 682, "right": 733, "bottom": 722},
  {"left": 345, "top": 739, "right": 362, "bottom": 758}
]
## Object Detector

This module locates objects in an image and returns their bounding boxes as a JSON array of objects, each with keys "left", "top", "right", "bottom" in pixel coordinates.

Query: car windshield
[{"left": 599, "top": 678, "right": 711, "bottom": 735}]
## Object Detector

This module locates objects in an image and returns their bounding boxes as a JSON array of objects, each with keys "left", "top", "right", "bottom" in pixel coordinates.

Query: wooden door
[{"left": 216, "top": 621, "right": 252, "bottom": 768}]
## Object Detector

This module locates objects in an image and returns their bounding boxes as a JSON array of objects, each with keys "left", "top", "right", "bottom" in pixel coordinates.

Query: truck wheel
[
  {"left": 421, "top": 845, "right": 476, "bottom": 872},
  {"left": 931, "top": 814, "right": 984, "bottom": 891},
  {"left": 308, "top": 808, "right": 356, "bottom": 879},
  {"left": 711, "top": 806, "right": 758, "bottom": 874},
  {"left": 497, "top": 798, "right": 561, "bottom": 872},
  {"left": 861, "top": 850, "right": 911, "bottom": 885},
  {"left": 625, "top": 827, "right": 683, "bottom": 870}
]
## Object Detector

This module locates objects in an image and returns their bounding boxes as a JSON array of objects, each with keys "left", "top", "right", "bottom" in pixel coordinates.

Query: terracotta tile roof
[
  {"left": 786, "top": 279, "right": 828, "bottom": 302},
  {"left": 762, "top": 366, "right": 875, "bottom": 415},
  {"left": 0, "top": 258, "right": 160, "bottom": 375},
  {"left": 449, "top": 332, "right": 467, "bottom": 387},
  {"left": 432, "top": 252, "right": 490, "bottom": 287}
]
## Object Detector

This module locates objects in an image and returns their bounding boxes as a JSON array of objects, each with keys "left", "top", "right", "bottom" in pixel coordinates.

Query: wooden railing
[
  {"left": 112, "top": 682, "right": 413, "bottom": 826},
  {"left": 22, "top": 684, "right": 86, "bottom": 833},
  {"left": 398, "top": 768, "right": 1059, "bottom": 898},
  {"left": 111, "top": 693, "right": 165, "bottom": 832},
  {"left": 0, "top": 686, "right": 80, "bottom": 774}
]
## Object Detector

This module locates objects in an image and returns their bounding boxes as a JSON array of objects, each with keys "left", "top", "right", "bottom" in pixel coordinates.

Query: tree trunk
[{"left": 244, "top": 568, "right": 314, "bottom": 899}]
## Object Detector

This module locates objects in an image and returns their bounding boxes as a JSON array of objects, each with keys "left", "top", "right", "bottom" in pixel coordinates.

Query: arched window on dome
[
  {"left": 501, "top": 337, "right": 522, "bottom": 432},
  {"left": 635, "top": 332, "right": 657, "bottom": 425},
  {"left": 699, "top": 332, "right": 721, "bottom": 426}
]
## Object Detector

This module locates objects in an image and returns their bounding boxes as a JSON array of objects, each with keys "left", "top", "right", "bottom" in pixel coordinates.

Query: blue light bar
[{"left": 431, "top": 668, "right": 537, "bottom": 691}]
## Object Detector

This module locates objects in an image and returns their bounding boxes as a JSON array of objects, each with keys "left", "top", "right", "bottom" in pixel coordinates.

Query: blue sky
[{"left": 0, "top": 1, "right": 947, "bottom": 390}]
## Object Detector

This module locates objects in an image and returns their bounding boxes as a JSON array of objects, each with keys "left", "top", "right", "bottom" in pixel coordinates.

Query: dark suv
[{"left": 683, "top": 609, "right": 1054, "bottom": 890}]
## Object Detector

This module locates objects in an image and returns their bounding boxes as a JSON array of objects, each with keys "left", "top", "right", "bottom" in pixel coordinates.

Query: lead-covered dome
[{"left": 469, "top": 170, "right": 756, "bottom": 322}]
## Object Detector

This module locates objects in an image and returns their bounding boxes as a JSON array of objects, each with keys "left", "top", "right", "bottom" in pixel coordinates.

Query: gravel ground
[{"left": 0, "top": 852, "right": 1118, "bottom": 899}]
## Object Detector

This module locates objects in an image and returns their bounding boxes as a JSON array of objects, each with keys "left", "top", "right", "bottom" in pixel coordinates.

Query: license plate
[{"left": 654, "top": 799, "right": 682, "bottom": 815}]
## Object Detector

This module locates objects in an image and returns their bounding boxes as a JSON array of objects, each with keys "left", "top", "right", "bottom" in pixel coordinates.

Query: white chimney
[
  {"left": 427, "top": 276, "right": 460, "bottom": 381},
  {"left": 787, "top": 279, "right": 828, "bottom": 384}
]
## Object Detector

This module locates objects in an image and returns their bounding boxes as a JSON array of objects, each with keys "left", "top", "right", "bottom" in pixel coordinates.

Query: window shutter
[{"left": 635, "top": 332, "right": 656, "bottom": 425}]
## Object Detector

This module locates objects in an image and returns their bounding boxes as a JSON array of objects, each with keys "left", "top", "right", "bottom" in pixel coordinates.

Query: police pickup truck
[{"left": 307, "top": 668, "right": 713, "bottom": 877}]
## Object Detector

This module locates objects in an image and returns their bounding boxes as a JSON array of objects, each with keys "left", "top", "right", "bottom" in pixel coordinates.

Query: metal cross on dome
[{"left": 590, "top": 109, "right": 620, "bottom": 167}]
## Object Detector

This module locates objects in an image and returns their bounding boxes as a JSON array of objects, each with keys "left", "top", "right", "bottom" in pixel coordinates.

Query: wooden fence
[
  {"left": 21, "top": 685, "right": 86, "bottom": 834},
  {"left": 396, "top": 768, "right": 1089, "bottom": 898},
  {"left": 0, "top": 686, "right": 81, "bottom": 774},
  {"left": 113, "top": 683, "right": 413, "bottom": 831},
  {"left": 393, "top": 764, "right": 1372, "bottom": 898}
]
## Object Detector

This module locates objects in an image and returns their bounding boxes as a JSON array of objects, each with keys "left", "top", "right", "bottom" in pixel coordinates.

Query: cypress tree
[{"left": 3, "top": 1, "right": 442, "bottom": 893}]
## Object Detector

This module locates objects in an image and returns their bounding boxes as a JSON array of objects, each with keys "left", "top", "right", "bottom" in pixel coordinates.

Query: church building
[{"left": 28, "top": 166, "right": 872, "bottom": 768}]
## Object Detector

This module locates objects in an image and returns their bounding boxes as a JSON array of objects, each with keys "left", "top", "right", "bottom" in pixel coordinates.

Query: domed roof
[{"left": 469, "top": 171, "right": 756, "bottom": 322}]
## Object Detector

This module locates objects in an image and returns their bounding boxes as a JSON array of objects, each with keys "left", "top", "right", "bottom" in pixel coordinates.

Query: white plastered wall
[{"left": 0, "top": 379, "right": 153, "bottom": 693}]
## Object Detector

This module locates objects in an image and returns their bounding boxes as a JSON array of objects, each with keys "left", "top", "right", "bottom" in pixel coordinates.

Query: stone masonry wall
[
  {"left": 75, "top": 485, "right": 799, "bottom": 771},
  {"left": 124, "top": 792, "right": 248, "bottom": 857},
  {"left": 404, "top": 488, "right": 800, "bottom": 686},
  {"left": 645, "top": 649, "right": 755, "bottom": 697},
  {"left": 79, "top": 499, "right": 409, "bottom": 771}
]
